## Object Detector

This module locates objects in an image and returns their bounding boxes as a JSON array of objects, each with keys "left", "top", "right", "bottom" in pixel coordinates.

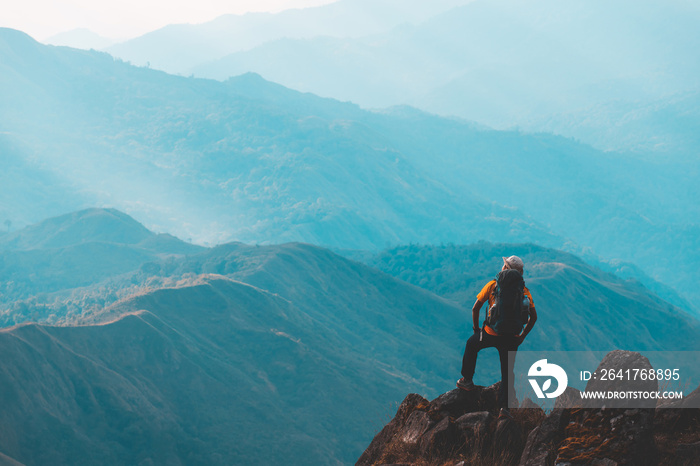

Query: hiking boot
[
  {"left": 456, "top": 377, "right": 475, "bottom": 391},
  {"left": 498, "top": 407, "right": 514, "bottom": 420}
]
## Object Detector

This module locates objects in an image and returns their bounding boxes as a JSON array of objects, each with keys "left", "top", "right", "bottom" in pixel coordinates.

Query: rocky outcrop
[
  {"left": 519, "top": 408, "right": 570, "bottom": 465},
  {"left": 653, "top": 385, "right": 700, "bottom": 465},
  {"left": 357, "top": 382, "right": 536, "bottom": 466},
  {"left": 551, "top": 351, "right": 657, "bottom": 465},
  {"left": 358, "top": 351, "right": 700, "bottom": 466},
  {"left": 553, "top": 386, "right": 582, "bottom": 410},
  {"left": 357, "top": 394, "right": 431, "bottom": 465},
  {"left": 582, "top": 350, "right": 658, "bottom": 409}
]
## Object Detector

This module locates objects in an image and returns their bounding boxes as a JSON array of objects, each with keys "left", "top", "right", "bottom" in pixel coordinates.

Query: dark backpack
[{"left": 484, "top": 269, "right": 530, "bottom": 335}]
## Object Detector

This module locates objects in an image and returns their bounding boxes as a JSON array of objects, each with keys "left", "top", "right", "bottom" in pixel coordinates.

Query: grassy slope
[
  {"left": 0, "top": 209, "right": 204, "bottom": 325},
  {"left": 1, "top": 233, "right": 698, "bottom": 463},
  {"left": 0, "top": 269, "right": 465, "bottom": 465},
  {"left": 362, "top": 243, "right": 700, "bottom": 352}
]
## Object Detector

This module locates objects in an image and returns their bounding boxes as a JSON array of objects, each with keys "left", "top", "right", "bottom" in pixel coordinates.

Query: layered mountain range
[
  {"left": 0, "top": 274, "right": 462, "bottom": 465},
  {"left": 2, "top": 2, "right": 698, "bottom": 463},
  {"left": 0, "top": 208, "right": 203, "bottom": 321},
  {"left": 1, "top": 27, "right": 697, "bottom": 312},
  {"left": 104, "top": 0, "right": 471, "bottom": 75},
  {"left": 0, "top": 209, "right": 464, "bottom": 464},
  {"left": 0, "top": 27, "right": 556, "bottom": 250},
  {"left": 102, "top": 0, "right": 700, "bottom": 156},
  {"left": 0, "top": 209, "right": 698, "bottom": 464}
]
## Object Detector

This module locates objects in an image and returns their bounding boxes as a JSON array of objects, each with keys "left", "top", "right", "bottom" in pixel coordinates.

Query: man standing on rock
[{"left": 456, "top": 255, "right": 537, "bottom": 417}]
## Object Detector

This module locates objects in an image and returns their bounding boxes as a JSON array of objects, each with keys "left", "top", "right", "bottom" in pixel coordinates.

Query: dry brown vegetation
[{"left": 556, "top": 409, "right": 623, "bottom": 463}]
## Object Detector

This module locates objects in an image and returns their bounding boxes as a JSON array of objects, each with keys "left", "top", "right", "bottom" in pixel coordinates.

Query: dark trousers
[{"left": 461, "top": 329, "right": 520, "bottom": 408}]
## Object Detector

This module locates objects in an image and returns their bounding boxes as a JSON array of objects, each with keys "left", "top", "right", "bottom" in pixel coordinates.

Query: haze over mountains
[
  {"left": 2, "top": 1, "right": 698, "bottom": 463},
  {"left": 44, "top": 28, "right": 116, "bottom": 50},
  {"left": 2, "top": 25, "right": 698, "bottom": 311},
  {"left": 1, "top": 27, "right": 554, "bottom": 249},
  {"left": 104, "top": 0, "right": 472, "bottom": 75},
  {"left": 0, "top": 209, "right": 204, "bottom": 324},
  {"left": 1, "top": 208, "right": 698, "bottom": 464},
  {"left": 100, "top": 0, "right": 700, "bottom": 157}
]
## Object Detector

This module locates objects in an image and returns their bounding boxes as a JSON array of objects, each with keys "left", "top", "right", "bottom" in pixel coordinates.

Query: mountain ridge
[
  {"left": 0, "top": 257, "right": 468, "bottom": 464},
  {"left": 191, "top": 0, "right": 700, "bottom": 156},
  {"left": 0, "top": 29, "right": 562, "bottom": 251},
  {"left": 105, "top": 0, "right": 473, "bottom": 74},
  {"left": 1, "top": 209, "right": 698, "bottom": 464},
  {"left": 0, "top": 208, "right": 153, "bottom": 250},
  {"left": 1, "top": 27, "right": 697, "bottom": 310},
  {"left": 0, "top": 208, "right": 204, "bottom": 324}
]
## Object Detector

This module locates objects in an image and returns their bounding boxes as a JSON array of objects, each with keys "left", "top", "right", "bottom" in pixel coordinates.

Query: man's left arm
[{"left": 517, "top": 307, "right": 537, "bottom": 344}]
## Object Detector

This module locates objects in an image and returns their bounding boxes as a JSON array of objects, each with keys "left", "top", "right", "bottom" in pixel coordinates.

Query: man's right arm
[{"left": 472, "top": 299, "right": 485, "bottom": 332}]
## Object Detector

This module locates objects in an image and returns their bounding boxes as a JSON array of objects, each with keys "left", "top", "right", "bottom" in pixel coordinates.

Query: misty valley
[{"left": 1, "top": 1, "right": 700, "bottom": 464}]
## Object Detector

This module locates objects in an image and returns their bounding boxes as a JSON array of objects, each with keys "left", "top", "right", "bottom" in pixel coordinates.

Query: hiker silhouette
[{"left": 456, "top": 255, "right": 538, "bottom": 414}]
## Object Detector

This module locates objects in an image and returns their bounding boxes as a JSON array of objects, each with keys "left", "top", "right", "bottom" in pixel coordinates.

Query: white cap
[{"left": 503, "top": 255, "right": 525, "bottom": 273}]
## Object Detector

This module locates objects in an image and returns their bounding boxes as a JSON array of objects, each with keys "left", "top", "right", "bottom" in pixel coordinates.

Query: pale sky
[{"left": 1, "top": 0, "right": 336, "bottom": 42}]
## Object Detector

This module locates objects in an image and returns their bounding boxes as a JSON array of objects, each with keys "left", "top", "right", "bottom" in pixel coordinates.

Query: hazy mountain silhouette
[
  {"left": 0, "top": 208, "right": 154, "bottom": 250},
  {"left": 105, "top": 0, "right": 472, "bottom": 74},
  {"left": 357, "top": 106, "right": 700, "bottom": 312},
  {"left": 0, "top": 209, "right": 203, "bottom": 323},
  {"left": 1, "top": 27, "right": 698, "bottom": 310},
  {"left": 192, "top": 0, "right": 700, "bottom": 155},
  {"left": 521, "top": 90, "right": 700, "bottom": 156},
  {"left": 0, "top": 28, "right": 559, "bottom": 250},
  {"left": 43, "top": 28, "right": 115, "bottom": 50}
]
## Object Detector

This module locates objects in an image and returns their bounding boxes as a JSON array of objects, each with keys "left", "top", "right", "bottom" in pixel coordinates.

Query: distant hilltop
[{"left": 0, "top": 208, "right": 153, "bottom": 250}]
